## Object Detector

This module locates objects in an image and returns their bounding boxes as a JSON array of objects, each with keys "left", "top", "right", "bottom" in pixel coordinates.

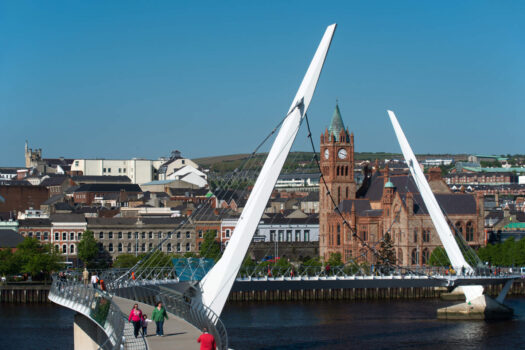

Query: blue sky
[{"left": 1, "top": 1, "right": 523, "bottom": 166}]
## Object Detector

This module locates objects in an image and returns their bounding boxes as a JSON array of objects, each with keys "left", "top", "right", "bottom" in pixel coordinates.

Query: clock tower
[{"left": 319, "top": 104, "right": 356, "bottom": 259}]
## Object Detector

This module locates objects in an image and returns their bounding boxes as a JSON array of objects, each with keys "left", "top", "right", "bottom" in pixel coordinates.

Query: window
[
  {"left": 337, "top": 225, "right": 341, "bottom": 246},
  {"left": 108, "top": 243, "right": 113, "bottom": 252},
  {"left": 149, "top": 232, "right": 153, "bottom": 239},
  {"left": 44, "top": 232, "right": 49, "bottom": 240},
  {"left": 177, "top": 243, "right": 181, "bottom": 252},
  {"left": 455, "top": 221, "right": 463, "bottom": 235},
  {"left": 127, "top": 243, "right": 132, "bottom": 252},
  {"left": 118, "top": 243, "right": 122, "bottom": 252},
  {"left": 466, "top": 222, "right": 474, "bottom": 242},
  {"left": 278, "top": 230, "right": 284, "bottom": 242},
  {"left": 286, "top": 230, "right": 292, "bottom": 242},
  {"left": 62, "top": 245, "right": 67, "bottom": 254},
  {"left": 108, "top": 168, "right": 111, "bottom": 173},
  {"left": 186, "top": 231, "right": 190, "bottom": 239},
  {"left": 128, "top": 232, "right": 132, "bottom": 239},
  {"left": 168, "top": 232, "right": 173, "bottom": 239},
  {"left": 198, "top": 230, "right": 203, "bottom": 238},
  {"left": 118, "top": 232, "right": 122, "bottom": 239},
  {"left": 36, "top": 232, "right": 41, "bottom": 240},
  {"left": 118, "top": 168, "right": 121, "bottom": 173},
  {"left": 304, "top": 230, "right": 310, "bottom": 241},
  {"left": 70, "top": 232, "right": 75, "bottom": 241},
  {"left": 134, "top": 232, "right": 138, "bottom": 239},
  {"left": 167, "top": 243, "right": 172, "bottom": 252},
  {"left": 177, "top": 231, "right": 181, "bottom": 239},
  {"left": 63, "top": 232, "right": 67, "bottom": 241},
  {"left": 411, "top": 249, "right": 419, "bottom": 265},
  {"left": 103, "top": 168, "right": 106, "bottom": 173},
  {"left": 55, "top": 232, "right": 59, "bottom": 241},
  {"left": 55, "top": 244, "right": 59, "bottom": 252},
  {"left": 78, "top": 232, "right": 82, "bottom": 240},
  {"left": 413, "top": 229, "right": 418, "bottom": 243},
  {"left": 148, "top": 243, "right": 153, "bottom": 251},
  {"left": 108, "top": 232, "right": 113, "bottom": 239},
  {"left": 158, "top": 232, "right": 162, "bottom": 239},
  {"left": 28, "top": 231, "right": 33, "bottom": 238},
  {"left": 142, "top": 243, "right": 146, "bottom": 252},
  {"left": 198, "top": 242, "right": 202, "bottom": 250},
  {"left": 123, "top": 168, "right": 126, "bottom": 173},
  {"left": 423, "top": 229, "right": 430, "bottom": 243},
  {"left": 141, "top": 232, "right": 145, "bottom": 239},
  {"left": 99, "top": 232, "right": 104, "bottom": 239},
  {"left": 225, "top": 229, "right": 230, "bottom": 238},
  {"left": 295, "top": 230, "right": 301, "bottom": 242},
  {"left": 422, "top": 248, "right": 429, "bottom": 265},
  {"left": 186, "top": 243, "right": 190, "bottom": 251},
  {"left": 270, "top": 230, "right": 276, "bottom": 242}
]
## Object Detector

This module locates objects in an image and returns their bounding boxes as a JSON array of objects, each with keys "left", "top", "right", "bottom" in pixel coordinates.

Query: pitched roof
[
  {"left": 71, "top": 175, "right": 131, "bottom": 184},
  {"left": 411, "top": 194, "right": 477, "bottom": 215},
  {"left": 361, "top": 174, "right": 419, "bottom": 201},
  {"left": 18, "top": 218, "right": 52, "bottom": 227},
  {"left": 339, "top": 199, "right": 372, "bottom": 215},
  {"left": 50, "top": 213, "right": 86, "bottom": 223},
  {"left": 40, "top": 176, "right": 69, "bottom": 187},
  {"left": 0, "top": 229, "right": 24, "bottom": 248}
]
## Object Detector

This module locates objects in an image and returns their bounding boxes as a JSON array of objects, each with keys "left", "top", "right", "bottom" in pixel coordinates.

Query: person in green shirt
[{"left": 151, "top": 302, "right": 169, "bottom": 336}]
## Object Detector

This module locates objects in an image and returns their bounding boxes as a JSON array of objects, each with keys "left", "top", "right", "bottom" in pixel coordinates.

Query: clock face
[
  {"left": 338, "top": 148, "right": 348, "bottom": 159},
  {"left": 324, "top": 149, "right": 329, "bottom": 159}
]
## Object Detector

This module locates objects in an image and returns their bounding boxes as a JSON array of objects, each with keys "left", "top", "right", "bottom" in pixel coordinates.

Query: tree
[
  {"left": 377, "top": 233, "right": 396, "bottom": 267},
  {"left": 77, "top": 230, "right": 99, "bottom": 268},
  {"left": 22, "top": 243, "right": 62, "bottom": 282},
  {"left": 199, "top": 230, "right": 221, "bottom": 261},
  {"left": 0, "top": 249, "right": 20, "bottom": 276},
  {"left": 429, "top": 246, "right": 451, "bottom": 267},
  {"left": 327, "top": 252, "right": 343, "bottom": 266},
  {"left": 113, "top": 254, "right": 140, "bottom": 268}
]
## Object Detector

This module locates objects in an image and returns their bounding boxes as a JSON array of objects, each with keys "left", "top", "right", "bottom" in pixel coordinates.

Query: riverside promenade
[{"left": 113, "top": 296, "right": 203, "bottom": 350}]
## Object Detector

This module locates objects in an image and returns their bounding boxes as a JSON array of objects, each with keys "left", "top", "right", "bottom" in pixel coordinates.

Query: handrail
[{"left": 48, "top": 275, "right": 147, "bottom": 350}]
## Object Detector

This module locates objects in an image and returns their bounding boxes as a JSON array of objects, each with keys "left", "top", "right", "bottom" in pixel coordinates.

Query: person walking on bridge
[
  {"left": 82, "top": 268, "right": 89, "bottom": 286},
  {"left": 197, "top": 327, "right": 216, "bottom": 350},
  {"left": 128, "top": 304, "right": 143, "bottom": 338},
  {"left": 152, "top": 302, "right": 168, "bottom": 336}
]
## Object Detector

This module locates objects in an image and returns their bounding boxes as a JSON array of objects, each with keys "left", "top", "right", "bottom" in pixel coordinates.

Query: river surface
[{"left": 2, "top": 298, "right": 525, "bottom": 349}]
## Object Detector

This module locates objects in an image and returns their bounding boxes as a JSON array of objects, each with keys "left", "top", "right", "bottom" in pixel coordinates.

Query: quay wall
[
  {"left": 227, "top": 281, "right": 525, "bottom": 302},
  {"left": 0, "top": 284, "right": 50, "bottom": 303}
]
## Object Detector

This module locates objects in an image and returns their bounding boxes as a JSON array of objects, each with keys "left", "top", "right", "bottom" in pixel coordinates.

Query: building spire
[{"left": 328, "top": 103, "right": 346, "bottom": 141}]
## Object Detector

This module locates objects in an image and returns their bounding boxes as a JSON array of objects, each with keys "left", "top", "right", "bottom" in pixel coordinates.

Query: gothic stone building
[{"left": 319, "top": 105, "right": 484, "bottom": 266}]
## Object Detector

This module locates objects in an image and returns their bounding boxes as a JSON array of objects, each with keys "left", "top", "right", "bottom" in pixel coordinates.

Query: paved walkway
[{"left": 113, "top": 296, "right": 203, "bottom": 350}]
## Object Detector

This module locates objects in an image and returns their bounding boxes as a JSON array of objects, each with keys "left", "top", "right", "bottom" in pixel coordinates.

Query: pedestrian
[
  {"left": 82, "top": 268, "right": 89, "bottom": 286},
  {"left": 141, "top": 314, "right": 152, "bottom": 337},
  {"left": 197, "top": 327, "right": 216, "bottom": 350},
  {"left": 152, "top": 301, "right": 168, "bottom": 336},
  {"left": 128, "top": 303, "right": 143, "bottom": 338},
  {"left": 90, "top": 273, "right": 99, "bottom": 289},
  {"left": 99, "top": 279, "right": 106, "bottom": 291}
]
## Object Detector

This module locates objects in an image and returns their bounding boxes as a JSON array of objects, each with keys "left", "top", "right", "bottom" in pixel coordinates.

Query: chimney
[{"left": 428, "top": 167, "right": 441, "bottom": 181}]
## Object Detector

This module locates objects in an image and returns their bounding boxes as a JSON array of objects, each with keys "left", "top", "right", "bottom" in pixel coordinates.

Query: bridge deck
[{"left": 113, "top": 296, "right": 202, "bottom": 350}]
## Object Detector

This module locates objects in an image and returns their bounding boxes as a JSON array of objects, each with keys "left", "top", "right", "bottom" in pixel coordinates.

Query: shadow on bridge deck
[{"left": 113, "top": 296, "right": 202, "bottom": 350}]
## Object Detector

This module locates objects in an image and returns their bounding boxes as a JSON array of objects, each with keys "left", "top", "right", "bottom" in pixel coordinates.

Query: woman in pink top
[{"left": 128, "top": 304, "right": 143, "bottom": 338}]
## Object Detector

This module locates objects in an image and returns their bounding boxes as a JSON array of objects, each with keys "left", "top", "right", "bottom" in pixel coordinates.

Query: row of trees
[
  {"left": 478, "top": 237, "right": 525, "bottom": 267},
  {"left": 0, "top": 238, "right": 63, "bottom": 282}
]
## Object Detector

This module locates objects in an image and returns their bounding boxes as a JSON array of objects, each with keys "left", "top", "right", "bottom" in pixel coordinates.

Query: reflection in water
[{"left": 222, "top": 298, "right": 525, "bottom": 350}]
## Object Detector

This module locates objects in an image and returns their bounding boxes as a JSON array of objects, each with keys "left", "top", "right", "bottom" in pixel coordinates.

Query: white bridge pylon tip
[{"left": 198, "top": 24, "right": 337, "bottom": 318}]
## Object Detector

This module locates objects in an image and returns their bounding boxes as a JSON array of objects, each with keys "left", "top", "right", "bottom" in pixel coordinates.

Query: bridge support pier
[
  {"left": 73, "top": 313, "right": 110, "bottom": 350},
  {"left": 440, "top": 286, "right": 466, "bottom": 301},
  {"left": 437, "top": 295, "right": 513, "bottom": 320}
]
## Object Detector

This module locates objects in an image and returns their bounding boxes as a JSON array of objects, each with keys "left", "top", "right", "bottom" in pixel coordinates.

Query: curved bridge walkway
[{"left": 114, "top": 296, "right": 202, "bottom": 350}]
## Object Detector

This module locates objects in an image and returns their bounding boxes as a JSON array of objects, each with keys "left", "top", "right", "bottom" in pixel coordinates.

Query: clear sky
[{"left": 1, "top": 1, "right": 523, "bottom": 166}]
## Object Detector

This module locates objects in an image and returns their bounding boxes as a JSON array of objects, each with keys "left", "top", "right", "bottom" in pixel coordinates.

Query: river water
[{"left": 2, "top": 298, "right": 525, "bottom": 349}]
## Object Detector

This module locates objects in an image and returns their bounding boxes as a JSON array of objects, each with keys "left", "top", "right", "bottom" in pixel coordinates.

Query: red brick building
[
  {"left": 319, "top": 106, "right": 485, "bottom": 266},
  {"left": 0, "top": 184, "right": 49, "bottom": 214}
]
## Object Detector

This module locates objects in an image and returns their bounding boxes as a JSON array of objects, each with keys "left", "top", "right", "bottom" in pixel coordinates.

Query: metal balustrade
[{"left": 48, "top": 275, "right": 147, "bottom": 350}]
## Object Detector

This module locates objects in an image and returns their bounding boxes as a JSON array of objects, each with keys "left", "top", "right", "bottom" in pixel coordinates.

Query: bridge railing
[{"left": 49, "top": 274, "right": 147, "bottom": 350}]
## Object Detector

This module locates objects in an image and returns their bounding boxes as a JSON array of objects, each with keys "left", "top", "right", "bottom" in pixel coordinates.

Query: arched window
[
  {"left": 186, "top": 243, "right": 190, "bottom": 251},
  {"left": 108, "top": 243, "right": 113, "bottom": 252},
  {"left": 54, "top": 244, "right": 59, "bottom": 252},
  {"left": 62, "top": 245, "right": 67, "bottom": 254},
  {"left": 336, "top": 166, "right": 340, "bottom": 176},
  {"left": 346, "top": 187, "right": 348, "bottom": 199},
  {"left": 411, "top": 248, "right": 419, "bottom": 265},
  {"left": 337, "top": 224, "right": 341, "bottom": 246},
  {"left": 118, "top": 243, "right": 122, "bottom": 252},
  {"left": 455, "top": 221, "right": 463, "bottom": 236},
  {"left": 345, "top": 166, "right": 349, "bottom": 176},
  {"left": 337, "top": 186, "right": 341, "bottom": 204},
  {"left": 422, "top": 248, "right": 429, "bottom": 265},
  {"left": 423, "top": 229, "right": 430, "bottom": 243},
  {"left": 466, "top": 222, "right": 474, "bottom": 242},
  {"left": 78, "top": 232, "right": 82, "bottom": 240},
  {"left": 69, "top": 244, "right": 74, "bottom": 254}
]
